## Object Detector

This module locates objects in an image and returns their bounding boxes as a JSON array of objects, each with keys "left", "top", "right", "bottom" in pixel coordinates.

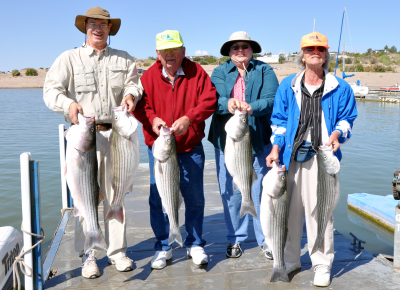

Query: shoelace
[
  {"left": 82, "top": 251, "right": 96, "bottom": 267},
  {"left": 314, "top": 265, "right": 330, "bottom": 272}
]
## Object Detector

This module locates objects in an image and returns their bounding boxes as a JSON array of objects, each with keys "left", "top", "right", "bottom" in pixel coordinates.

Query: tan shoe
[
  {"left": 108, "top": 255, "right": 133, "bottom": 272},
  {"left": 81, "top": 250, "right": 100, "bottom": 279}
]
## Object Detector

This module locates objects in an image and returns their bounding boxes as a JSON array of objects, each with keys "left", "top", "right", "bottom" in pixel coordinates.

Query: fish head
[
  {"left": 73, "top": 114, "right": 95, "bottom": 152},
  {"left": 152, "top": 126, "right": 174, "bottom": 162},
  {"left": 225, "top": 109, "right": 249, "bottom": 140},
  {"left": 112, "top": 105, "right": 138, "bottom": 138},
  {"left": 318, "top": 144, "right": 340, "bottom": 175},
  {"left": 275, "top": 163, "right": 287, "bottom": 190}
]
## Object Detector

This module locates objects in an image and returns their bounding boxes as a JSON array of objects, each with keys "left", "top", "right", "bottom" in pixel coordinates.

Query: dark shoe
[{"left": 226, "top": 243, "right": 242, "bottom": 258}]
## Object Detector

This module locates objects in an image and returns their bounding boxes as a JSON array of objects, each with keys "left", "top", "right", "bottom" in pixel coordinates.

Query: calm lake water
[{"left": 0, "top": 89, "right": 399, "bottom": 257}]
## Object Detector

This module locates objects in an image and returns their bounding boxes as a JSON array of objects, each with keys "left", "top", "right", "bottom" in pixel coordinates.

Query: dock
[{"left": 43, "top": 161, "right": 400, "bottom": 289}]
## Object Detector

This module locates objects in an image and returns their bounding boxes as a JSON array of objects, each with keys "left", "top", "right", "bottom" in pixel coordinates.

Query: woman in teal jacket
[{"left": 208, "top": 31, "right": 278, "bottom": 258}]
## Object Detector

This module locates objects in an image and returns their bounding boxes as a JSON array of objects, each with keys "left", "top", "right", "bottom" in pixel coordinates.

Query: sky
[{"left": 2, "top": 0, "right": 400, "bottom": 72}]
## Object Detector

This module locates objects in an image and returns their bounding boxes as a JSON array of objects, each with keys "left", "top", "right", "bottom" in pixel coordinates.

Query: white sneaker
[
  {"left": 151, "top": 249, "right": 172, "bottom": 269},
  {"left": 285, "top": 261, "right": 301, "bottom": 275},
  {"left": 313, "top": 265, "right": 331, "bottom": 287},
  {"left": 187, "top": 246, "right": 208, "bottom": 265},
  {"left": 108, "top": 255, "right": 133, "bottom": 272},
  {"left": 81, "top": 250, "right": 100, "bottom": 279}
]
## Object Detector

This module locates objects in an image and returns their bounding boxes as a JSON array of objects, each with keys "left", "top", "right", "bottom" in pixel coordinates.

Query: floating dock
[
  {"left": 42, "top": 161, "right": 400, "bottom": 289},
  {"left": 348, "top": 193, "right": 397, "bottom": 231}
]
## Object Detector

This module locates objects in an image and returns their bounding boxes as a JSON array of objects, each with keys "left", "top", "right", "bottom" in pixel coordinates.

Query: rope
[
  {"left": 12, "top": 223, "right": 45, "bottom": 290},
  {"left": 61, "top": 207, "right": 73, "bottom": 216}
]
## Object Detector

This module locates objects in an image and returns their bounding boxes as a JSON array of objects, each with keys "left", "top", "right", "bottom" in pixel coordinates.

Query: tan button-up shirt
[{"left": 43, "top": 44, "right": 143, "bottom": 124}]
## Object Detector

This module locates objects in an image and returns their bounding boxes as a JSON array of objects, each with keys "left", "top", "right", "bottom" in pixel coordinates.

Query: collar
[
  {"left": 82, "top": 43, "right": 109, "bottom": 56},
  {"left": 162, "top": 66, "right": 185, "bottom": 79},
  {"left": 291, "top": 69, "right": 338, "bottom": 95},
  {"left": 227, "top": 57, "right": 255, "bottom": 73}
]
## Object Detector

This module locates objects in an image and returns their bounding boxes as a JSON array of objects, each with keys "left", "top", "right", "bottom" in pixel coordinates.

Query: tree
[
  {"left": 278, "top": 54, "right": 285, "bottom": 64},
  {"left": 253, "top": 53, "right": 261, "bottom": 59},
  {"left": 367, "top": 48, "right": 372, "bottom": 53},
  {"left": 389, "top": 46, "right": 397, "bottom": 53},
  {"left": 384, "top": 45, "right": 389, "bottom": 50}
]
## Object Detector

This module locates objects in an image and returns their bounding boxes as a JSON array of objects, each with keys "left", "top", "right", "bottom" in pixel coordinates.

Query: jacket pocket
[
  {"left": 108, "top": 65, "right": 127, "bottom": 97},
  {"left": 74, "top": 66, "right": 96, "bottom": 93}
]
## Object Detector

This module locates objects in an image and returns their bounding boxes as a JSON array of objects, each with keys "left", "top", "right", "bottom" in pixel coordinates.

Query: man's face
[
  {"left": 156, "top": 46, "right": 185, "bottom": 73},
  {"left": 85, "top": 18, "right": 112, "bottom": 49}
]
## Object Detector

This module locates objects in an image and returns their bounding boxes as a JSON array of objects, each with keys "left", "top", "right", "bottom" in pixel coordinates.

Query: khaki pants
[
  {"left": 284, "top": 155, "right": 337, "bottom": 267},
  {"left": 74, "top": 129, "right": 127, "bottom": 260}
]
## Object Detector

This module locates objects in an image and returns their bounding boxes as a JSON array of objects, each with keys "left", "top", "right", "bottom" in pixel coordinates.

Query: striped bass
[
  {"left": 65, "top": 113, "right": 107, "bottom": 254},
  {"left": 225, "top": 109, "right": 257, "bottom": 218},
  {"left": 105, "top": 105, "right": 140, "bottom": 223},
  {"left": 152, "top": 127, "right": 183, "bottom": 246},
  {"left": 311, "top": 144, "right": 340, "bottom": 255},
  {"left": 261, "top": 162, "right": 289, "bottom": 282}
]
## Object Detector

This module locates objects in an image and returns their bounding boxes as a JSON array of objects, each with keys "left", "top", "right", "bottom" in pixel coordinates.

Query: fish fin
[
  {"left": 104, "top": 206, "right": 124, "bottom": 224},
  {"left": 310, "top": 238, "right": 324, "bottom": 256},
  {"left": 63, "top": 128, "right": 70, "bottom": 138},
  {"left": 98, "top": 189, "right": 105, "bottom": 205},
  {"left": 270, "top": 267, "right": 290, "bottom": 282},
  {"left": 311, "top": 204, "right": 317, "bottom": 218},
  {"left": 168, "top": 226, "right": 183, "bottom": 247},
  {"left": 240, "top": 200, "right": 257, "bottom": 218},
  {"left": 157, "top": 161, "right": 163, "bottom": 175},
  {"left": 84, "top": 230, "right": 108, "bottom": 253},
  {"left": 73, "top": 205, "right": 82, "bottom": 217},
  {"left": 251, "top": 167, "right": 258, "bottom": 185},
  {"left": 110, "top": 173, "right": 115, "bottom": 192},
  {"left": 178, "top": 191, "right": 184, "bottom": 210}
]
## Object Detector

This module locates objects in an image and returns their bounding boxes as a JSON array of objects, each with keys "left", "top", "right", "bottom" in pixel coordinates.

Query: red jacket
[{"left": 133, "top": 58, "right": 217, "bottom": 153}]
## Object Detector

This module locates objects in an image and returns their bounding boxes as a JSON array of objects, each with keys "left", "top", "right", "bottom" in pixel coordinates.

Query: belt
[{"left": 96, "top": 123, "right": 112, "bottom": 131}]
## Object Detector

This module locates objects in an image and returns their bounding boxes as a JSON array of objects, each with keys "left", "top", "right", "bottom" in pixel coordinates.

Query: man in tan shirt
[{"left": 43, "top": 6, "right": 142, "bottom": 279}]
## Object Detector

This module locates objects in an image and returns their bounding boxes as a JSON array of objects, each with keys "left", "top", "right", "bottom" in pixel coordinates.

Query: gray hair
[{"left": 295, "top": 49, "right": 330, "bottom": 70}]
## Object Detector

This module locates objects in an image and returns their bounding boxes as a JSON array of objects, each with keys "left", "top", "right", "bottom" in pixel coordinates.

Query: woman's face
[
  {"left": 229, "top": 41, "right": 253, "bottom": 65},
  {"left": 302, "top": 46, "right": 326, "bottom": 69}
]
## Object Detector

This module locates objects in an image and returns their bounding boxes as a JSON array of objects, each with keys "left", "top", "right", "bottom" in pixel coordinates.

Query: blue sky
[{"left": 2, "top": 0, "right": 400, "bottom": 71}]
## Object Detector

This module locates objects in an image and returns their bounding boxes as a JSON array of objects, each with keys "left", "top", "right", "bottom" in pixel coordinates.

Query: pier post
[{"left": 394, "top": 206, "right": 400, "bottom": 269}]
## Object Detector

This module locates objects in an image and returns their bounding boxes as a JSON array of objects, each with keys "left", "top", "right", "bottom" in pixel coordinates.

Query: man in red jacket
[{"left": 134, "top": 30, "right": 216, "bottom": 269}]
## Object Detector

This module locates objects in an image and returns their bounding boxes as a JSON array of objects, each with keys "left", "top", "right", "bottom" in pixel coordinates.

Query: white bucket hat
[{"left": 220, "top": 31, "right": 261, "bottom": 56}]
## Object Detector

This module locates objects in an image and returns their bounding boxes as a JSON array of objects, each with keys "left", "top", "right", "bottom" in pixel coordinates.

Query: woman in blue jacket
[
  {"left": 266, "top": 32, "right": 357, "bottom": 287},
  {"left": 208, "top": 31, "right": 278, "bottom": 259}
]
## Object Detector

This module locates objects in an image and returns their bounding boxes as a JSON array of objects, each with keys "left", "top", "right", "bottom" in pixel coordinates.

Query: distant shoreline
[{"left": 1, "top": 63, "right": 399, "bottom": 89}]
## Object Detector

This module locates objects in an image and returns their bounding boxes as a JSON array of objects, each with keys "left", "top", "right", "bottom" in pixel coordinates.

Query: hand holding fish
[
  {"left": 326, "top": 130, "right": 341, "bottom": 152},
  {"left": 228, "top": 98, "right": 253, "bottom": 115},
  {"left": 152, "top": 117, "right": 167, "bottom": 136},
  {"left": 266, "top": 145, "right": 281, "bottom": 167},
  {"left": 68, "top": 102, "right": 83, "bottom": 124},
  {"left": 120, "top": 94, "right": 136, "bottom": 114},
  {"left": 172, "top": 116, "right": 191, "bottom": 136}
]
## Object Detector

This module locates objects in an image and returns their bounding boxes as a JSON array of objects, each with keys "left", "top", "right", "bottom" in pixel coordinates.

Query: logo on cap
[
  {"left": 161, "top": 34, "right": 174, "bottom": 41},
  {"left": 309, "top": 34, "right": 322, "bottom": 43}
]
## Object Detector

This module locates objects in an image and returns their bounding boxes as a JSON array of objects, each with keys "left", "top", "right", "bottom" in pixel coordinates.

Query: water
[{"left": 0, "top": 89, "right": 399, "bottom": 256}]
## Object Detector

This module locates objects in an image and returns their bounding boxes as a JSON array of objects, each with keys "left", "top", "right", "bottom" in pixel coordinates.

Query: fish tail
[
  {"left": 270, "top": 267, "right": 290, "bottom": 282},
  {"left": 84, "top": 230, "right": 108, "bottom": 253},
  {"left": 104, "top": 206, "right": 124, "bottom": 224},
  {"left": 240, "top": 200, "right": 257, "bottom": 218},
  {"left": 310, "top": 238, "right": 323, "bottom": 255},
  {"left": 168, "top": 226, "right": 183, "bottom": 247}
]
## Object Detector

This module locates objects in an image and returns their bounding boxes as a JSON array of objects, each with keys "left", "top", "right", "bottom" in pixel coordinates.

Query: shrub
[
  {"left": 25, "top": 68, "right": 38, "bottom": 76},
  {"left": 193, "top": 57, "right": 201, "bottom": 62},
  {"left": 386, "top": 66, "right": 393, "bottom": 71},
  {"left": 356, "top": 64, "right": 364, "bottom": 72},
  {"left": 363, "top": 66, "right": 372, "bottom": 72},
  {"left": 200, "top": 60, "right": 208, "bottom": 65},
  {"left": 379, "top": 55, "right": 391, "bottom": 66},
  {"left": 148, "top": 56, "right": 156, "bottom": 60},
  {"left": 12, "top": 69, "right": 20, "bottom": 76},
  {"left": 370, "top": 56, "right": 378, "bottom": 64},
  {"left": 278, "top": 55, "right": 285, "bottom": 64},
  {"left": 220, "top": 56, "right": 230, "bottom": 64},
  {"left": 143, "top": 62, "right": 151, "bottom": 67},
  {"left": 372, "top": 64, "right": 386, "bottom": 72},
  {"left": 345, "top": 58, "right": 353, "bottom": 64},
  {"left": 205, "top": 57, "right": 216, "bottom": 64}
]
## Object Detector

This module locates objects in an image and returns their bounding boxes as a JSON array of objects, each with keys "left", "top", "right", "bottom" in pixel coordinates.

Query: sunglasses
[
  {"left": 231, "top": 44, "right": 250, "bottom": 50},
  {"left": 305, "top": 46, "right": 326, "bottom": 52},
  {"left": 159, "top": 47, "right": 182, "bottom": 55}
]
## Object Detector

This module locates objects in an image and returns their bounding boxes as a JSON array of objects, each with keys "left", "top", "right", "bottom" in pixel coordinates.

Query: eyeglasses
[
  {"left": 159, "top": 47, "right": 182, "bottom": 55},
  {"left": 305, "top": 46, "right": 326, "bottom": 52},
  {"left": 231, "top": 44, "right": 250, "bottom": 50},
  {"left": 86, "top": 23, "right": 109, "bottom": 30}
]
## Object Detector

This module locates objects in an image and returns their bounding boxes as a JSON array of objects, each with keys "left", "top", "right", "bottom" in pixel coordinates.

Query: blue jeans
[
  {"left": 148, "top": 143, "right": 206, "bottom": 251},
  {"left": 214, "top": 144, "right": 272, "bottom": 246}
]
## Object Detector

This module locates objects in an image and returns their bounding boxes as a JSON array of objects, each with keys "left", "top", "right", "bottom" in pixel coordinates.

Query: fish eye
[
  {"left": 115, "top": 116, "right": 118, "bottom": 120},
  {"left": 91, "top": 128, "right": 94, "bottom": 132},
  {"left": 281, "top": 176, "right": 285, "bottom": 181},
  {"left": 242, "top": 118, "right": 246, "bottom": 123},
  {"left": 324, "top": 155, "right": 327, "bottom": 160},
  {"left": 167, "top": 140, "right": 171, "bottom": 144}
]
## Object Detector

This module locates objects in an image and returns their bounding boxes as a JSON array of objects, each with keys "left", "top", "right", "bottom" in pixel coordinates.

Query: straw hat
[
  {"left": 220, "top": 31, "right": 261, "bottom": 56},
  {"left": 75, "top": 6, "right": 121, "bottom": 36}
]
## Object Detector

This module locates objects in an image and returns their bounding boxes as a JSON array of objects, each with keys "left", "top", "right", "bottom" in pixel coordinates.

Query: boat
[
  {"left": 334, "top": 7, "right": 369, "bottom": 97},
  {"left": 0, "top": 226, "right": 23, "bottom": 290},
  {"left": 380, "top": 84, "right": 400, "bottom": 91}
]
